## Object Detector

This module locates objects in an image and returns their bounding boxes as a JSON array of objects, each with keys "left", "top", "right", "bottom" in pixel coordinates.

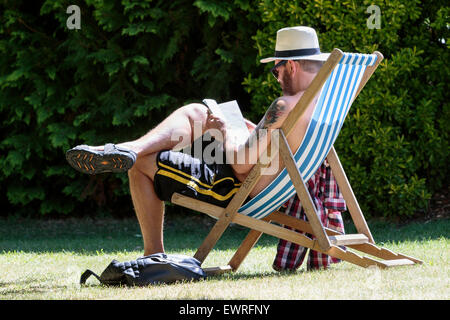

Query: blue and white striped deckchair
[
  {"left": 237, "top": 52, "right": 378, "bottom": 219},
  {"left": 172, "top": 49, "right": 423, "bottom": 273}
]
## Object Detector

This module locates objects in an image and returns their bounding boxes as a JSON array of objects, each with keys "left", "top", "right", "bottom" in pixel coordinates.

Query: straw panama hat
[{"left": 260, "top": 26, "right": 330, "bottom": 63}]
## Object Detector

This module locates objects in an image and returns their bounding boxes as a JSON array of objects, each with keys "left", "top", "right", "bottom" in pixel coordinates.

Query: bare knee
[
  {"left": 178, "top": 103, "right": 208, "bottom": 124},
  {"left": 128, "top": 162, "right": 141, "bottom": 182},
  {"left": 129, "top": 153, "right": 159, "bottom": 181},
  {"left": 166, "top": 103, "right": 208, "bottom": 144}
]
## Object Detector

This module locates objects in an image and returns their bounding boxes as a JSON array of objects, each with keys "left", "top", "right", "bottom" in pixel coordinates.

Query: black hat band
[{"left": 274, "top": 48, "right": 321, "bottom": 58}]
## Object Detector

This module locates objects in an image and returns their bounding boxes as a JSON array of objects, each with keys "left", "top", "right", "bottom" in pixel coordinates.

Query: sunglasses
[{"left": 270, "top": 60, "right": 288, "bottom": 79}]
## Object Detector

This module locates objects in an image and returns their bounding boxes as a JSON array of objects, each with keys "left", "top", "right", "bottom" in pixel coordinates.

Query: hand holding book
[{"left": 202, "top": 99, "right": 250, "bottom": 147}]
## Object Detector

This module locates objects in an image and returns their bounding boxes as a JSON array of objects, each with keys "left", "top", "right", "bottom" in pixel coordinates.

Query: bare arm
[{"left": 225, "top": 98, "right": 288, "bottom": 175}]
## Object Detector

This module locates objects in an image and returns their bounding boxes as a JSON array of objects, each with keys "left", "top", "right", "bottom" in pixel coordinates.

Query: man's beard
[{"left": 281, "top": 71, "right": 296, "bottom": 96}]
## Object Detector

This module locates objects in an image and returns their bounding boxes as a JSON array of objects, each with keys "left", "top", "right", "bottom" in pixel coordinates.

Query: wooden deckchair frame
[{"left": 171, "top": 48, "right": 422, "bottom": 274}]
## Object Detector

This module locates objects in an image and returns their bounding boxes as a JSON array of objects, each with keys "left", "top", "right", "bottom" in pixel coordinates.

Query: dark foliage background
[{"left": 0, "top": 0, "right": 448, "bottom": 219}]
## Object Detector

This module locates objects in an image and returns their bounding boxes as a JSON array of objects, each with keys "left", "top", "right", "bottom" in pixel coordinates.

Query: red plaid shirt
[{"left": 273, "top": 160, "right": 346, "bottom": 271}]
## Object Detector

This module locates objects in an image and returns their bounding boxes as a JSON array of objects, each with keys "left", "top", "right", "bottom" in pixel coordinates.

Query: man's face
[
  {"left": 274, "top": 60, "right": 319, "bottom": 95},
  {"left": 281, "top": 65, "right": 296, "bottom": 96},
  {"left": 273, "top": 60, "right": 296, "bottom": 96}
]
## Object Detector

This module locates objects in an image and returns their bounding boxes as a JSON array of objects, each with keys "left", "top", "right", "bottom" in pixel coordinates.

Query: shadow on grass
[
  {"left": 0, "top": 212, "right": 264, "bottom": 254},
  {"left": 1, "top": 210, "right": 448, "bottom": 255}
]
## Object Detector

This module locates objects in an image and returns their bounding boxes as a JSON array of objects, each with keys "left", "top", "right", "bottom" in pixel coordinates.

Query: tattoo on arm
[
  {"left": 244, "top": 98, "right": 285, "bottom": 148},
  {"left": 263, "top": 98, "right": 285, "bottom": 127}
]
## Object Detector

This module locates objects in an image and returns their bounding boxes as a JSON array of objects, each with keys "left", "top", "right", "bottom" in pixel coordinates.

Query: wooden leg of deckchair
[
  {"left": 228, "top": 229, "right": 264, "bottom": 271},
  {"left": 278, "top": 130, "right": 332, "bottom": 251},
  {"left": 326, "top": 146, "right": 375, "bottom": 243},
  {"left": 193, "top": 214, "right": 235, "bottom": 263},
  {"left": 193, "top": 161, "right": 267, "bottom": 263},
  {"left": 228, "top": 216, "right": 271, "bottom": 271}
]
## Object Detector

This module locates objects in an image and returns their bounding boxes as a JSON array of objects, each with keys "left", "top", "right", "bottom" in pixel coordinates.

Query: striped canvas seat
[{"left": 238, "top": 52, "right": 378, "bottom": 219}]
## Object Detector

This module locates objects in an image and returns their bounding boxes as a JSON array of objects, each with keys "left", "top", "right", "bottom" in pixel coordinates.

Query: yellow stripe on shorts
[
  {"left": 157, "top": 161, "right": 242, "bottom": 189},
  {"left": 156, "top": 169, "right": 239, "bottom": 201}
]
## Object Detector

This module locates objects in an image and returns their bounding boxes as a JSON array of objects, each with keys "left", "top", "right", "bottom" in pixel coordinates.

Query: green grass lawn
[{"left": 0, "top": 211, "right": 448, "bottom": 300}]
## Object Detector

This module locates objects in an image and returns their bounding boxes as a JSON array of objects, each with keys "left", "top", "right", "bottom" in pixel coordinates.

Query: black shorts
[{"left": 153, "top": 143, "right": 242, "bottom": 208}]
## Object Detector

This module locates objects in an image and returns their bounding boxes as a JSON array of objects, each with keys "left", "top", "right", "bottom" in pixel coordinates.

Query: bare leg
[
  {"left": 87, "top": 104, "right": 208, "bottom": 155},
  {"left": 90, "top": 103, "right": 209, "bottom": 154},
  {"left": 124, "top": 103, "right": 209, "bottom": 255},
  {"left": 128, "top": 152, "right": 163, "bottom": 255}
]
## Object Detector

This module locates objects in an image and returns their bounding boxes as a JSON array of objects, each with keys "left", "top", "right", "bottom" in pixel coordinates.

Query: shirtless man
[{"left": 66, "top": 26, "right": 329, "bottom": 256}]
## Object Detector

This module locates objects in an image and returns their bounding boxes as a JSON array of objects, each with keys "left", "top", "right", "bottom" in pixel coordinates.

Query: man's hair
[{"left": 295, "top": 59, "right": 323, "bottom": 73}]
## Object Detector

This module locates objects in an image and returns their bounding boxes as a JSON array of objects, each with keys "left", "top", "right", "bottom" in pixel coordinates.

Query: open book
[{"left": 202, "top": 99, "right": 250, "bottom": 147}]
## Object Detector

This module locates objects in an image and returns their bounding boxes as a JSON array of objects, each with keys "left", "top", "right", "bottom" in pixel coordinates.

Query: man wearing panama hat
[
  {"left": 261, "top": 26, "right": 329, "bottom": 96},
  {"left": 260, "top": 26, "right": 346, "bottom": 271},
  {"left": 66, "top": 26, "right": 346, "bottom": 271}
]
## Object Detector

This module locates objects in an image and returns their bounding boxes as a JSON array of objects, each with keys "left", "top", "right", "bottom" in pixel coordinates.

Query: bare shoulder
[{"left": 277, "top": 92, "right": 304, "bottom": 112}]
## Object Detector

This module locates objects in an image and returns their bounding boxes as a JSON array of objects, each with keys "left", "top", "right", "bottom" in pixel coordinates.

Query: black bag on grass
[{"left": 80, "top": 253, "right": 206, "bottom": 286}]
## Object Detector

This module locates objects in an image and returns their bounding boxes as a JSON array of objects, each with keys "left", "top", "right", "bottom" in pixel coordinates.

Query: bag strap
[{"left": 80, "top": 269, "right": 101, "bottom": 285}]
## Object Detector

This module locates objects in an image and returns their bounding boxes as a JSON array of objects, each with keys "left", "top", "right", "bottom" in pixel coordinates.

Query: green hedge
[
  {"left": 244, "top": 0, "right": 449, "bottom": 218},
  {"left": 0, "top": 0, "right": 448, "bottom": 219}
]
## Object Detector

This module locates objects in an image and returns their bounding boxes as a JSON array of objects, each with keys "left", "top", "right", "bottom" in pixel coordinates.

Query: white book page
[{"left": 203, "top": 99, "right": 250, "bottom": 146}]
